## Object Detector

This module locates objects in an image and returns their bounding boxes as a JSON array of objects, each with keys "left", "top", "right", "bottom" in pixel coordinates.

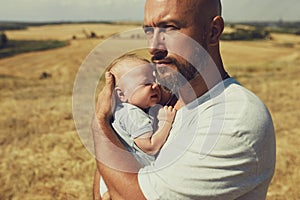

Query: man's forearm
[
  {"left": 93, "top": 117, "right": 146, "bottom": 200},
  {"left": 93, "top": 168, "right": 101, "bottom": 200},
  {"left": 97, "top": 161, "right": 146, "bottom": 200},
  {"left": 93, "top": 72, "right": 146, "bottom": 199}
]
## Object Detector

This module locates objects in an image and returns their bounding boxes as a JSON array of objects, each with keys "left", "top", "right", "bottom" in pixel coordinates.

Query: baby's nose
[{"left": 151, "top": 83, "right": 159, "bottom": 90}]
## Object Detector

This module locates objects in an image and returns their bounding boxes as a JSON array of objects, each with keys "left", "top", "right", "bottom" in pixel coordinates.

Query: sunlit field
[{"left": 0, "top": 23, "right": 299, "bottom": 199}]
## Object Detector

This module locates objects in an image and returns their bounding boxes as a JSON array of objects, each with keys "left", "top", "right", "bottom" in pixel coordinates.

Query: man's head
[
  {"left": 107, "top": 54, "right": 161, "bottom": 109},
  {"left": 143, "top": 0, "right": 224, "bottom": 93}
]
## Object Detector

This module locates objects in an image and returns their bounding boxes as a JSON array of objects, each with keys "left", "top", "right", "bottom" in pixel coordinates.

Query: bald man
[{"left": 94, "top": 0, "right": 276, "bottom": 199}]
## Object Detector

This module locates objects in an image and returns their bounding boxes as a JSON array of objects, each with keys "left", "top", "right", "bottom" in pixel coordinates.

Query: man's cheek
[{"left": 166, "top": 35, "right": 189, "bottom": 55}]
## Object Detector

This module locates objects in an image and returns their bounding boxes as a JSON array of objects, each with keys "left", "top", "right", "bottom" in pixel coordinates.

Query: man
[{"left": 93, "top": 0, "right": 276, "bottom": 199}]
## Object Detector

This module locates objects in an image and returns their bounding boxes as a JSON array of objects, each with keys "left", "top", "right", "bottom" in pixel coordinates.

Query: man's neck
[{"left": 175, "top": 70, "right": 229, "bottom": 110}]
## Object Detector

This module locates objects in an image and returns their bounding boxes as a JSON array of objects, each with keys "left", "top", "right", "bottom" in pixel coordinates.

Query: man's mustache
[
  {"left": 151, "top": 56, "right": 180, "bottom": 69},
  {"left": 151, "top": 55, "right": 177, "bottom": 63}
]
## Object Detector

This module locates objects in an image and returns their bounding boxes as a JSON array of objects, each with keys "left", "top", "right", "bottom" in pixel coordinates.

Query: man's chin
[
  {"left": 156, "top": 72, "right": 172, "bottom": 81},
  {"left": 157, "top": 79, "right": 179, "bottom": 94}
]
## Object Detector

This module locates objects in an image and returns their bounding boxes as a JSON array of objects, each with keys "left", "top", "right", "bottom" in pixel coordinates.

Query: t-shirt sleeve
[{"left": 121, "top": 105, "right": 153, "bottom": 139}]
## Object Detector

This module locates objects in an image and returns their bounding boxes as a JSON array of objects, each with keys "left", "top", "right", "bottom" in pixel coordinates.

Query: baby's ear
[{"left": 115, "top": 87, "right": 128, "bottom": 103}]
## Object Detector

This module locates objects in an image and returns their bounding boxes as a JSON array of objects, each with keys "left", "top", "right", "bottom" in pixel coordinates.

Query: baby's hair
[
  {"left": 106, "top": 54, "right": 151, "bottom": 104},
  {"left": 106, "top": 53, "right": 150, "bottom": 73}
]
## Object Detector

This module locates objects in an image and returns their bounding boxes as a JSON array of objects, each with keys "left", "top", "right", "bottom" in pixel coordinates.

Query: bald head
[
  {"left": 145, "top": 0, "right": 221, "bottom": 23},
  {"left": 144, "top": 0, "right": 223, "bottom": 46},
  {"left": 178, "top": 0, "right": 222, "bottom": 23}
]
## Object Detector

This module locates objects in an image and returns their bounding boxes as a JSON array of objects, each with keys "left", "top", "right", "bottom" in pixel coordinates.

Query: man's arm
[
  {"left": 93, "top": 168, "right": 101, "bottom": 200},
  {"left": 93, "top": 72, "right": 146, "bottom": 200}
]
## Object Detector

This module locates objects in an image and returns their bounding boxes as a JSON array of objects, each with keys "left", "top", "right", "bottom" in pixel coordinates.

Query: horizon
[{"left": 1, "top": 19, "right": 300, "bottom": 24}]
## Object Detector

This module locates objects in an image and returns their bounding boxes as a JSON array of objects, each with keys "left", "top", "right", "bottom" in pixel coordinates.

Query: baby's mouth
[{"left": 151, "top": 94, "right": 159, "bottom": 99}]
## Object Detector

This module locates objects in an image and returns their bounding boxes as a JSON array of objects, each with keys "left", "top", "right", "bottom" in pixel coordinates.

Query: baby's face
[{"left": 118, "top": 62, "right": 161, "bottom": 109}]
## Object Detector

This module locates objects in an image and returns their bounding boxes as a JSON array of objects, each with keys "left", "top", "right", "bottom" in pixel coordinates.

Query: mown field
[{"left": 0, "top": 23, "right": 299, "bottom": 199}]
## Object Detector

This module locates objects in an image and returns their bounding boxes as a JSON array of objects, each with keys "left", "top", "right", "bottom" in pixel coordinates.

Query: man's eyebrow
[
  {"left": 142, "top": 24, "right": 151, "bottom": 28},
  {"left": 143, "top": 19, "right": 184, "bottom": 28}
]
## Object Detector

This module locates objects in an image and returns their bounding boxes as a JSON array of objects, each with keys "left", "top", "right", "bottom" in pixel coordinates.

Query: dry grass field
[{"left": 0, "top": 24, "right": 299, "bottom": 199}]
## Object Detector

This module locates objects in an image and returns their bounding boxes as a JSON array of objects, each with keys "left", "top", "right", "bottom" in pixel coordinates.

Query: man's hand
[{"left": 96, "top": 72, "right": 116, "bottom": 123}]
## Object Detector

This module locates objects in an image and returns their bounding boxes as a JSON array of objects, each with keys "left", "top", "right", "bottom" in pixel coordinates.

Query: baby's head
[{"left": 107, "top": 54, "right": 161, "bottom": 109}]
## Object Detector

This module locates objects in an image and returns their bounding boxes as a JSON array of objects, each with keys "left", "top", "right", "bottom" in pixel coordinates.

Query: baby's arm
[{"left": 134, "top": 106, "right": 176, "bottom": 155}]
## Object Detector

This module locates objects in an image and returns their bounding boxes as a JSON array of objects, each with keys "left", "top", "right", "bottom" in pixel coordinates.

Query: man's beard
[{"left": 155, "top": 57, "right": 199, "bottom": 94}]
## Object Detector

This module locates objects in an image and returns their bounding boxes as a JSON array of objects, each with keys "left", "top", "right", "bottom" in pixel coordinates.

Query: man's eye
[
  {"left": 164, "top": 25, "right": 178, "bottom": 32},
  {"left": 143, "top": 26, "right": 154, "bottom": 35}
]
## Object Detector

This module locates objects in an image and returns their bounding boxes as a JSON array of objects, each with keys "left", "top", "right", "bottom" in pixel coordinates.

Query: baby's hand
[{"left": 157, "top": 106, "right": 177, "bottom": 124}]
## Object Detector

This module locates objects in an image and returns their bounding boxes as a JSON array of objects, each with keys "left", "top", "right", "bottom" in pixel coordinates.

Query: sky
[{"left": 0, "top": 0, "right": 299, "bottom": 22}]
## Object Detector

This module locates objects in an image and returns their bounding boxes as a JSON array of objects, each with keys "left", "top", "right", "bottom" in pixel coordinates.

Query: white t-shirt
[
  {"left": 138, "top": 78, "right": 276, "bottom": 200},
  {"left": 112, "top": 103, "right": 160, "bottom": 166}
]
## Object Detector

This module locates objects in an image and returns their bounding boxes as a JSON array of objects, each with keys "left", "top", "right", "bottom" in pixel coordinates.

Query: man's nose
[{"left": 148, "top": 28, "right": 168, "bottom": 58}]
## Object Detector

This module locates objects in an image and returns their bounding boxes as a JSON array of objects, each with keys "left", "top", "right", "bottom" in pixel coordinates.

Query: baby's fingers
[{"left": 164, "top": 106, "right": 176, "bottom": 113}]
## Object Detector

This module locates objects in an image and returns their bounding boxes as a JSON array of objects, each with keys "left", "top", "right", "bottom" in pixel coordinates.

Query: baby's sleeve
[{"left": 121, "top": 106, "right": 153, "bottom": 139}]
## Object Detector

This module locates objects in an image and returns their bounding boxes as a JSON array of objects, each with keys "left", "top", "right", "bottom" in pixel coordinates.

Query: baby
[{"left": 94, "top": 54, "right": 176, "bottom": 199}]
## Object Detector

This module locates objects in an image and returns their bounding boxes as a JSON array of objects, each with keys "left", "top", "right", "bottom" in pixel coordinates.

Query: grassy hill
[{"left": 0, "top": 23, "right": 299, "bottom": 200}]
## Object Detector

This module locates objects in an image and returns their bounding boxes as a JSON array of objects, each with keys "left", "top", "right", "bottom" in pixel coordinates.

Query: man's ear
[
  {"left": 209, "top": 16, "right": 224, "bottom": 46},
  {"left": 115, "top": 87, "right": 128, "bottom": 103}
]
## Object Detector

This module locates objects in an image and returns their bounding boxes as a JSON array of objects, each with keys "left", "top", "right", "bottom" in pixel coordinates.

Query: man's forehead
[
  {"left": 145, "top": 0, "right": 216, "bottom": 12},
  {"left": 144, "top": 0, "right": 183, "bottom": 24}
]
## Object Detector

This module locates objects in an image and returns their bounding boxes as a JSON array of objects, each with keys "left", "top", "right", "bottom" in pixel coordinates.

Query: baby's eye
[{"left": 144, "top": 82, "right": 153, "bottom": 86}]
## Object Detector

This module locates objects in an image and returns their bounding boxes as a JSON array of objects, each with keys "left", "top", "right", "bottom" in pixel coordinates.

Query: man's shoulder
[
  {"left": 194, "top": 78, "right": 275, "bottom": 146},
  {"left": 226, "top": 80, "right": 270, "bottom": 121},
  {"left": 193, "top": 78, "right": 268, "bottom": 117}
]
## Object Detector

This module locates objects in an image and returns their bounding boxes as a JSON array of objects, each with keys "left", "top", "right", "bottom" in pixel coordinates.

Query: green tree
[{"left": 0, "top": 32, "right": 8, "bottom": 48}]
